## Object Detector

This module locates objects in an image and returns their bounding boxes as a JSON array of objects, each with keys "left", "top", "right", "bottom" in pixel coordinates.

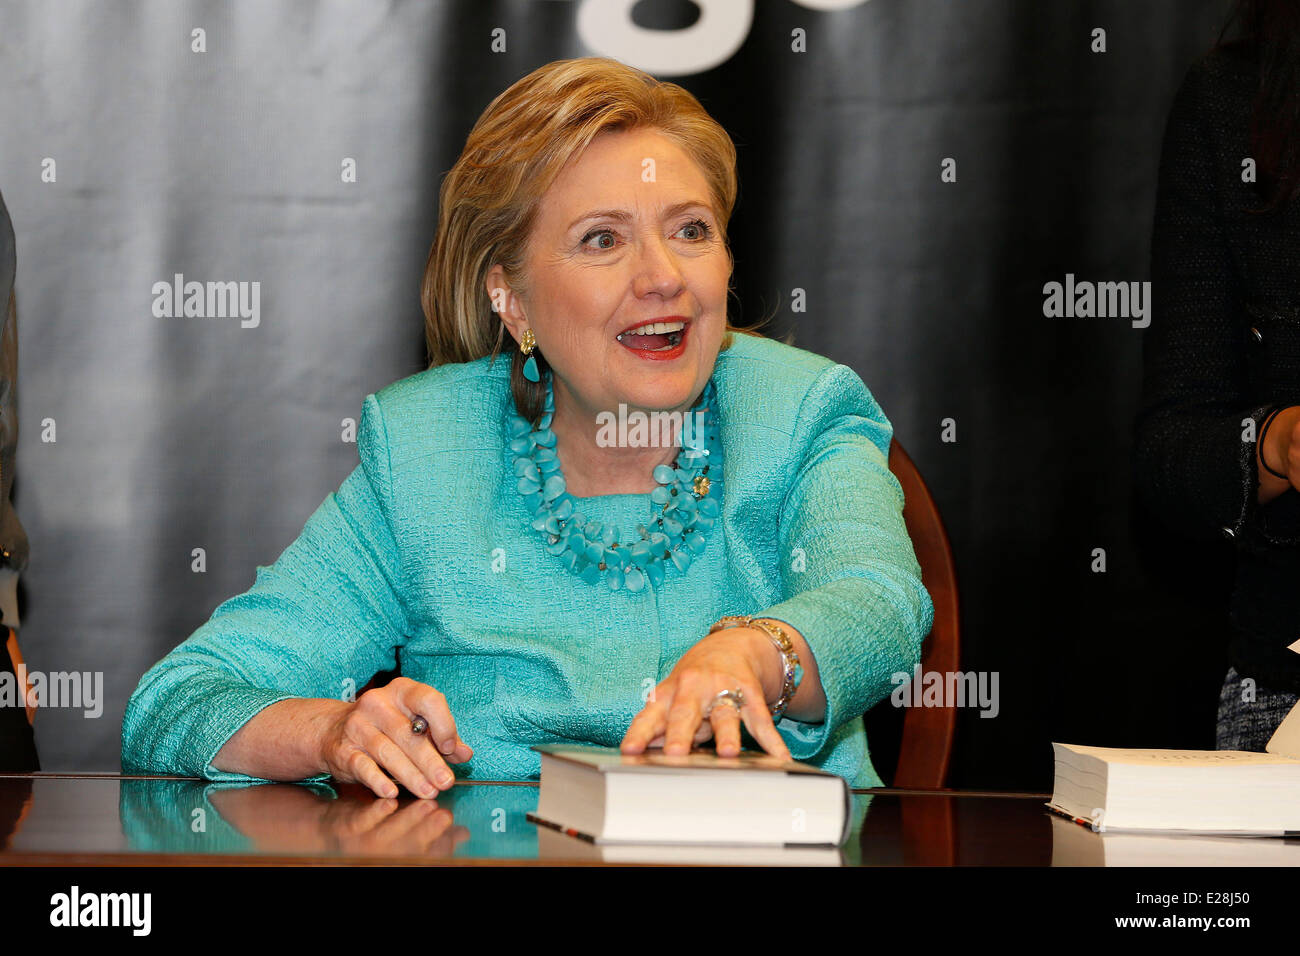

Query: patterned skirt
[{"left": 1216, "top": 666, "right": 1300, "bottom": 752}]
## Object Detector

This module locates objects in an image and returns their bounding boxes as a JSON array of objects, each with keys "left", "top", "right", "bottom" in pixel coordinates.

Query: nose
[{"left": 631, "top": 232, "right": 686, "bottom": 299}]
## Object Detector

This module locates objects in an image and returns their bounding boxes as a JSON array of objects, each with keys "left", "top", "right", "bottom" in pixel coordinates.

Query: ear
[{"left": 485, "top": 263, "right": 528, "bottom": 346}]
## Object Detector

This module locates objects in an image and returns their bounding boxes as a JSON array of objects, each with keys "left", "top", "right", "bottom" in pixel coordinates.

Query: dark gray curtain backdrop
[{"left": 0, "top": 0, "right": 1235, "bottom": 788}]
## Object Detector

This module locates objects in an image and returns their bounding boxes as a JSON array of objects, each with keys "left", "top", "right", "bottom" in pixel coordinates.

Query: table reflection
[
  {"left": 116, "top": 778, "right": 858, "bottom": 863},
  {"left": 1, "top": 775, "right": 1067, "bottom": 866},
  {"left": 119, "top": 779, "right": 541, "bottom": 860}
]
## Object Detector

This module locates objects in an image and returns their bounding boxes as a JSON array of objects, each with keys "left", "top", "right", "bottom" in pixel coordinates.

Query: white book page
[
  {"left": 1057, "top": 743, "right": 1300, "bottom": 766},
  {"left": 1267, "top": 642, "right": 1300, "bottom": 760}
]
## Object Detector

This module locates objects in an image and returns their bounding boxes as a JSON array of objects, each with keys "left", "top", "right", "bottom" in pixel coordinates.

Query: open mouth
[{"left": 615, "top": 319, "right": 689, "bottom": 359}]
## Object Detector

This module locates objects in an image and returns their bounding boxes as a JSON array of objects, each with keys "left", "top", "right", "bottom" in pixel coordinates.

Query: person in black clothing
[
  {"left": 1136, "top": 0, "right": 1300, "bottom": 752},
  {"left": 0, "top": 187, "right": 35, "bottom": 771}
]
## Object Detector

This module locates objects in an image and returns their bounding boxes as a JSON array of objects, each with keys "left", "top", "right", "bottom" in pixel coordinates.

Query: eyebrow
[{"left": 567, "top": 200, "right": 714, "bottom": 232}]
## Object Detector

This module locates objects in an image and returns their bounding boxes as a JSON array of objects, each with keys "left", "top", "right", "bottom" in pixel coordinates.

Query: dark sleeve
[
  {"left": 0, "top": 289, "right": 29, "bottom": 575},
  {"left": 0, "top": 189, "right": 29, "bottom": 579},
  {"left": 1134, "top": 59, "right": 1300, "bottom": 547}
]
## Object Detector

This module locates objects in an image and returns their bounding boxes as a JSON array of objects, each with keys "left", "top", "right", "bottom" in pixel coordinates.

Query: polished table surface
[{"left": 1, "top": 773, "right": 1295, "bottom": 866}]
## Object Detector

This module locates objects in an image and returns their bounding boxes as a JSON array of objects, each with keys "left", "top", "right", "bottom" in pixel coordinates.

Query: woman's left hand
[{"left": 620, "top": 627, "right": 792, "bottom": 761}]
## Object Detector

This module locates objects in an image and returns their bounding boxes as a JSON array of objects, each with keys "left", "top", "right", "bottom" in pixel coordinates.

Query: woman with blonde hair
[{"left": 123, "top": 56, "right": 933, "bottom": 797}]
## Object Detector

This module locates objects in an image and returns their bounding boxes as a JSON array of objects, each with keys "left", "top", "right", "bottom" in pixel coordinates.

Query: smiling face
[{"left": 489, "top": 126, "right": 731, "bottom": 425}]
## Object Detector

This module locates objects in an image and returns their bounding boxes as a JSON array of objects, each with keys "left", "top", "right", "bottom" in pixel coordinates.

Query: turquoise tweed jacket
[{"left": 122, "top": 331, "right": 934, "bottom": 789}]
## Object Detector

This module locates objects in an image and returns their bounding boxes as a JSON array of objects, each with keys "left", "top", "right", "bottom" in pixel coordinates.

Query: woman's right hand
[{"left": 316, "top": 676, "right": 473, "bottom": 799}]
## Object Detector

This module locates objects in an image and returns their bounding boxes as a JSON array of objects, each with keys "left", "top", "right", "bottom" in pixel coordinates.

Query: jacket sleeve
[
  {"left": 756, "top": 361, "right": 935, "bottom": 762},
  {"left": 1134, "top": 58, "right": 1300, "bottom": 547},
  {"left": 121, "top": 394, "right": 413, "bottom": 782},
  {"left": 0, "top": 185, "right": 30, "bottom": 617},
  {"left": 0, "top": 290, "right": 25, "bottom": 627}
]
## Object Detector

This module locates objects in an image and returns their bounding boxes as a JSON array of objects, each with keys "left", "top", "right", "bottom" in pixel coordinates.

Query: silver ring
[
  {"left": 703, "top": 688, "right": 745, "bottom": 718},
  {"left": 410, "top": 714, "right": 428, "bottom": 735}
]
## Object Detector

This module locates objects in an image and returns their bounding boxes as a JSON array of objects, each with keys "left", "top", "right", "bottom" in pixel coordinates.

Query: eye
[
  {"left": 678, "top": 218, "right": 714, "bottom": 241},
  {"left": 580, "top": 228, "right": 618, "bottom": 251},
  {"left": 580, "top": 217, "right": 714, "bottom": 250}
]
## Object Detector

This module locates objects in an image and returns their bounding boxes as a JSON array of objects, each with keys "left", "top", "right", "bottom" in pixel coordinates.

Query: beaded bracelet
[{"left": 708, "top": 615, "right": 803, "bottom": 720}]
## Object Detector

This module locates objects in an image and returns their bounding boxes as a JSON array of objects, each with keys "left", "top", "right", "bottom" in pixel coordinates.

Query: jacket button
[
  {"left": 1222, "top": 526, "right": 1236, "bottom": 540},
  {"left": 1250, "top": 327, "right": 1264, "bottom": 345}
]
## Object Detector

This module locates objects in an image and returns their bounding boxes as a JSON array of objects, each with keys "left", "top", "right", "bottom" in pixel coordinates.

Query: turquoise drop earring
[{"left": 520, "top": 328, "right": 540, "bottom": 383}]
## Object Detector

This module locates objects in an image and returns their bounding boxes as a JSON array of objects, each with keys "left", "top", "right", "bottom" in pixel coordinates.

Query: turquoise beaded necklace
[{"left": 506, "top": 372, "right": 723, "bottom": 591}]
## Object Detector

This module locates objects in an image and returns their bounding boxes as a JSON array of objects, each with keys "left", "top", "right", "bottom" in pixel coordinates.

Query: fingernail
[{"left": 437, "top": 772, "right": 454, "bottom": 788}]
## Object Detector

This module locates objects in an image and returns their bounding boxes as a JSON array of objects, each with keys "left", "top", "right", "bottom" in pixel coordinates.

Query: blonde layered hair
[{"left": 420, "top": 56, "right": 757, "bottom": 423}]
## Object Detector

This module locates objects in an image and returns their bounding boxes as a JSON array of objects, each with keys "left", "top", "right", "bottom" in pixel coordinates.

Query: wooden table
[{"left": 0, "top": 773, "right": 1294, "bottom": 866}]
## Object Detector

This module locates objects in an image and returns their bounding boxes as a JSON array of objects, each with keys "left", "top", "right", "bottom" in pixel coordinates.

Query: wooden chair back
[{"left": 863, "top": 439, "right": 961, "bottom": 789}]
